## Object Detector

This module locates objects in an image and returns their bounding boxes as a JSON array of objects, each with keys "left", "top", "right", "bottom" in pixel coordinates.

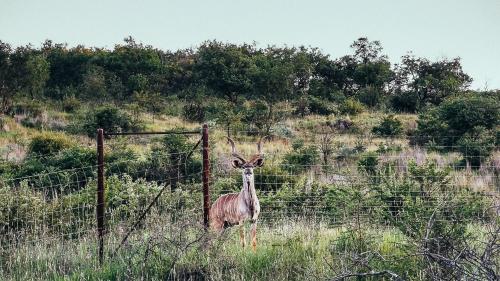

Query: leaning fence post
[
  {"left": 96, "top": 128, "right": 105, "bottom": 265},
  {"left": 202, "top": 124, "right": 210, "bottom": 229}
]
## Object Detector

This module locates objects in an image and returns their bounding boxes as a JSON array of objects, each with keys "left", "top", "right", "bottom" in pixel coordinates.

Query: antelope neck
[{"left": 241, "top": 171, "right": 256, "bottom": 205}]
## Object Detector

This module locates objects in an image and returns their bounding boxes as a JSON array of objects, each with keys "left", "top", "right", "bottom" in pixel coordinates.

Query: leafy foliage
[
  {"left": 28, "top": 132, "right": 72, "bottom": 156},
  {"left": 372, "top": 115, "right": 403, "bottom": 136},
  {"left": 283, "top": 139, "right": 319, "bottom": 173},
  {"left": 339, "top": 98, "right": 365, "bottom": 116},
  {"left": 391, "top": 55, "right": 471, "bottom": 111},
  {"left": 73, "top": 105, "right": 142, "bottom": 137},
  {"left": 413, "top": 94, "right": 498, "bottom": 165}
]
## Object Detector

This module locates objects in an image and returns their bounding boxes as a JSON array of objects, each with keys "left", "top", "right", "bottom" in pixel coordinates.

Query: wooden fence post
[
  {"left": 202, "top": 124, "right": 210, "bottom": 228},
  {"left": 96, "top": 128, "right": 105, "bottom": 265}
]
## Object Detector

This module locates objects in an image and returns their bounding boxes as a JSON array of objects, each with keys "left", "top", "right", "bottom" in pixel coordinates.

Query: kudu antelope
[{"left": 209, "top": 137, "right": 264, "bottom": 252}]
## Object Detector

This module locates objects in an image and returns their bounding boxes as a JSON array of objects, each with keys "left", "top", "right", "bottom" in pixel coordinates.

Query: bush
[
  {"left": 456, "top": 127, "right": 496, "bottom": 167},
  {"left": 374, "top": 160, "right": 494, "bottom": 266},
  {"left": 372, "top": 115, "right": 403, "bottom": 137},
  {"left": 307, "top": 96, "right": 337, "bottom": 115},
  {"left": 254, "top": 164, "right": 296, "bottom": 192},
  {"left": 437, "top": 95, "right": 498, "bottom": 135},
  {"left": 137, "top": 132, "right": 202, "bottom": 185},
  {"left": 28, "top": 132, "right": 72, "bottom": 156},
  {"left": 283, "top": 139, "right": 319, "bottom": 173},
  {"left": 20, "top": 117, "right": 44, "bottom": 129},
  {"left": 413, "top": 95, "right": 498, "bottom": 164},
  {"left": 358, "top": 152, "right": 379, "bottom": 175},
  {"left": 339, "top": 98, "right": 364, "bottom": 116},
  {"left": 105, "top": 175, "right": 166, "bottom": 220},
  {"left": 75, "top": 105, "right": 142, "bottom": 137},
  {"left": 9, "top": 146, "right": 96, "bottom": 196},
  {"left": 49, "top": 146, "right": 96, "bottom": 171},
  {"left": 62, "top": 96, "right": 81, "bottom": 112},
  {"left": 258, "top": 181, "right": 364, "bottom": 222},
  {"left": 242, "top": 100, "right": 288, "bottom": 134}
]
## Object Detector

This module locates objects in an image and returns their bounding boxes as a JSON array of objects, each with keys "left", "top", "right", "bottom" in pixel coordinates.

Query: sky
[{"left": 1, "top": 0, "right": 499, "bottom": 89}]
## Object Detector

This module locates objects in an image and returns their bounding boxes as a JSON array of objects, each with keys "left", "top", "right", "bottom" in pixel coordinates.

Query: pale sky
[{"left": 1, "top": 0, "right": 499, "bottom": 89}]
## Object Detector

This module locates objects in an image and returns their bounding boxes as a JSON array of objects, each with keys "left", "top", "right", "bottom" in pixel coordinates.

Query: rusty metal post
[
  {"left": 202, "top": 124, "right": 210, "bottom": 228},
  {"left": 96, "top": 129, "right": 105, "bottom": 265}
]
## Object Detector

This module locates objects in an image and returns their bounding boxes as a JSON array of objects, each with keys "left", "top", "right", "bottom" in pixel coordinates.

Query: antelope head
[{"left": 227, "top": 137, "right": 265, "bottom": 181}]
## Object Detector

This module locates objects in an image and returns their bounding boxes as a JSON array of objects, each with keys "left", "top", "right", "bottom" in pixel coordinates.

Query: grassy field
[
  {"left": 0, "top": 213, "right": 425, "bottom": 281},
  {"left": 1, "top": 102, "right": 498, "bottom": 280}
]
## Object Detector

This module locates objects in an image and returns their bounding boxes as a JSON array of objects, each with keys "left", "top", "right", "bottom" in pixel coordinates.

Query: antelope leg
[
  {"left": 239, "top": 222, "right": 246, "bottom": 248},
  {"left": 251, "top": 221, "right": 257, "bottom": 252}
]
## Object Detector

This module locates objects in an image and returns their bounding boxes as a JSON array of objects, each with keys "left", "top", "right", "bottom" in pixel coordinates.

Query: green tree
[
  {"left": 391, "top": 55, "right": 471, "bottom": 111},
  {"left": 350, "top": 38, "right": 392, "bottom": 107},
  {"left": 249, "top": 50, "right": 293, "bottom": 132},
  {"left": 194, "top": 41, "right": 255, "bottom": 104},
  {"left": 25, "top": 54, "right": 50, "bottom": 99},
  {"left": 81, "top": 65, "right": 107, "bottom": 100},
  {"left": 192, "top": 41, "right": 256, "bottom": 130},
  {"left": 0, "top": 41, "right": 16, "bottom": 113}
]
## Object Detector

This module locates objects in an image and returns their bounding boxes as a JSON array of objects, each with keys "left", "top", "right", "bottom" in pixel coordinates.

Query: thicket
[{"left": 413, "top": 95, "right": 499, "bottom": 166}]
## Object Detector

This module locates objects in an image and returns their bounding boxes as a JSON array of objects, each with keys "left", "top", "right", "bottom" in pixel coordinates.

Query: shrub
[
  {"left": 254, "top": 164, "right": 295, "bottom": 192},
  {"left": 339, "top": 98, "right": 364, "bottom": 116},
  {"left": 413, "top": 95, "right": 498, "bottom": 164},
  {"left": 75, "top": 105, "right": 142, "bottom": 137},
  {"left": 10, "top": 146, "right": 96, "bottom": 196},
  {"left": 372, "top": 115, "right": 403, "bottom": 137},
  {"left": 358, "top": 152, "right": 379, "bottom": 175},
  {"left": 62, "top": 96, "right": 81, "bottom": 112},
  {"left": 105, "top": 175, "right": 165, "bottom": 220},
  {"left": 137, "top": 132, "right": 201, "bottom": 186},
  {"left": 374, "top": 160, "right": 494, "bottom": 266},
  {"left": 456, "top": 127, "right": 496, "bottom": 167},
  {"left": 307, "top": 96, "right": 337, "bottom": 115},
  {"left": 20, "top": 117, "right": 43, "bottom": 129},
  {"left": 437, "top": 95, "right": 498, "bottom": 135},
  {"left": 28, "top": 132, "right": 72, "bottom": 156},
  {"left": 242, "top": 100, "right": 287, "bottom": 134},
  {"left": 49, "top": 146, "right": 96, "bottom": 170},
  {"left": 283, "top": 139, "right": 319, "bottom": 173}
]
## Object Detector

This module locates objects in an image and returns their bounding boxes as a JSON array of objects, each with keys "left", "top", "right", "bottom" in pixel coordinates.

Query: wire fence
[{"left": 0, "top": 128, "right": 498, "bottom": 279}]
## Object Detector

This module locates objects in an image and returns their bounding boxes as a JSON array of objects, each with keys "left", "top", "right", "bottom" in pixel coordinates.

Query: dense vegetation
[
  {"left": 0, "top": 37, "right": 499, "bottom": 280},
  {"left": 1, "top": 37, "right": 494, "bottom": 119}
]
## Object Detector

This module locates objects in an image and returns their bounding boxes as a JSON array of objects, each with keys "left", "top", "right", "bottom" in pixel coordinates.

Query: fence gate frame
[{"left": 96, "top": 124, "right": 211, "bottom": 265}]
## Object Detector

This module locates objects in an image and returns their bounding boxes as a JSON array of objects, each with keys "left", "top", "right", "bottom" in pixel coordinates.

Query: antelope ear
[
  {"left": 254, "top": 157, "right": 264, "bottom": 167},
  {"left": 232, "top": 159, "right": 244, "bottom": 168}
]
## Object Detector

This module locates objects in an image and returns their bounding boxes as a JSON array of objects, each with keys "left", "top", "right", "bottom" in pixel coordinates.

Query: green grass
[{"left": 0, "top": 216, "right": 438, "bottom": 281}]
